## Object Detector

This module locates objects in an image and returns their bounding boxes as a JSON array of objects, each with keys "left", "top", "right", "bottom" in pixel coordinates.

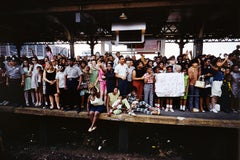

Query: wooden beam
[
  {"left": 1, "top": 0, "right": 222, "bottom": 15},
  {"left": 0, "top": 106, "right": 239, "bottom": 129}
]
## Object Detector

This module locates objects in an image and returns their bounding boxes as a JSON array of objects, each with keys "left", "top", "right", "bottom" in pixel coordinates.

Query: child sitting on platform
[
  {"left": 107, "top": 87, "right": 135, "bottom": 116},
  {"left": 127, "top": 87, "right": 160, "bottom": 115},
  {"left": 109, "top": 96, "right": 136, "bottom": 116}
]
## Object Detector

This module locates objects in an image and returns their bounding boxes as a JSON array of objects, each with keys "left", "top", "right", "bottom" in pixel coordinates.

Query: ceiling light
[{"left": 119, "top": 13, "right": 127, "bottom": 20}]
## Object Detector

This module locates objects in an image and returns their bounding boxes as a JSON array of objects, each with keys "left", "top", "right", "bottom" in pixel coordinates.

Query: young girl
[
  {"left": 22, "top": 59, "right": 34, "bottom": 107},
  {"left": 95, "top": 60, "right": 107, "bottom": 105},
  {"left": 80, "top": 65, "right": 91, "bottom": 109},
  {"left": 127, "top": 87, "right": 160, "bottom": 115},
  {"left": 165, "top": 65, "right": 174, "bottom": 112},
  {"left": 56, "top": 65, "right": 65, "bottom": 109},
  {"left": 87, "top": 87, "right": 105, "bottom": 132},
  {"left": 143, "top": 67, "right": 155, "bottom": 107},
  {"left": 188, "top": 59, "right": 201, "bottom": 112},
  {"left": 180, "top": 68, "right": 189, "bottom": 111},
  {"left": 30, "top": 57, "right": 43, "bottom": 107},
  {"left": 154, "top": 66, "right": 164, "bottom": 110}
]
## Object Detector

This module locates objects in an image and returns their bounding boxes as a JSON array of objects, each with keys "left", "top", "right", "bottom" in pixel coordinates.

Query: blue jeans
[{"left": 188, "top": 85, "right": 199, "bottom": 110}]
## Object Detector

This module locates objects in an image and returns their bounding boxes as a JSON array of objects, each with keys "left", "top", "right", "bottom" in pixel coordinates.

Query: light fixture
[{"left": 119, "top": 12, "right": 127, "bottom": 20}]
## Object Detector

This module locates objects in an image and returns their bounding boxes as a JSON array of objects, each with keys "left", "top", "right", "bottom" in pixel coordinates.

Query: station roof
[{"left": 0, "top": 0, "right": 239, "bottom": 44}]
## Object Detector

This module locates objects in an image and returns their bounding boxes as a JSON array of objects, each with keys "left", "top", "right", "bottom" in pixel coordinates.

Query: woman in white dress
[
  {"left": 22, "top": 59, "right": 34, "bottom": 106},
  {"left": 30, "top": 57, "right": 43, "bottom": 106}
]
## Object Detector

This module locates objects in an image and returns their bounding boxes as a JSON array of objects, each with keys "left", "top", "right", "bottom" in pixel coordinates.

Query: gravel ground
[{"left": 0, "top": 145, "right": 183, "bottom": 160}]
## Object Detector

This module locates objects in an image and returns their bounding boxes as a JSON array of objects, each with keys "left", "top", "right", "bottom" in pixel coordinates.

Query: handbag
[{"left": 195, "top": 76, "right": 205, "bottom": 88}]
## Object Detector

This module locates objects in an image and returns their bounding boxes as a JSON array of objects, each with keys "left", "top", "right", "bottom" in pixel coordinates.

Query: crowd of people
[{"left": 0, "top": 45, "right": 240, "bottom": 132}]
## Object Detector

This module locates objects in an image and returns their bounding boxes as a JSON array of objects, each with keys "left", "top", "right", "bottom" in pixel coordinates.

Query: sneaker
[
  {"left": 151, "top": 109, "right": 161, "bottom": 115},
  {"left": 192, "top": 108, "right": 199, "bottom": 112},
  {"left": 165, "top": 107, "right": 169, "bottom": 112},
  {"left": 180, "top": 106, "right": 183, "bottom": 110},
  {"left": 182, "top": 106, "right": 186, "bottom": 111},
  {"left": 170, "top": 108, "right": 174, "bottom": 112},
  {"left": 35, "top": 102, "right": 39, "bottom": 107},
  {"left": 88, "top": 126, "right": 97, "bottom": 132},
  {"left": 212, "top": 108, "right": 218, "bottom": 113},
  {"left": 128, "top": 112, "right": 136, "bottom": 116}
]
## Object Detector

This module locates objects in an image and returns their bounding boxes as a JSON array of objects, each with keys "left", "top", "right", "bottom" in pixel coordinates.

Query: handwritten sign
[{"left": 155, "top": 73, "right": 184, "bottom": 97}]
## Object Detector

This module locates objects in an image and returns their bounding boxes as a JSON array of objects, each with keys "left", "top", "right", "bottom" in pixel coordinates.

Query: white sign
[{"left": 155, "top": 73, "right": 184, "bottom": 97}]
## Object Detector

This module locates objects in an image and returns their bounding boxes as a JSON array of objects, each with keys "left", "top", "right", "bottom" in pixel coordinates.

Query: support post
[
  {"left": 87, "top": 36, "right": 98, "bottom": 56},
  {"left": 159, "top": 39, "right": 165, "bottom": 56},
  {"left": 176, "top": 38, "right": 188, "bottom": 56},
  {"left": 15, "top": 43, "right": 22, "bottom": 57},
  {"left": 101, "top": 41, "right": 105, "bottom": 54},
  {"left": 118, "top": 124, "right": 128, "bottom": 152},
  {"left": 193, "top": 39, "right": 203, "bottom": 58},
  {"left": 69, "top": 40, "right": 75, "bottom": 58}
]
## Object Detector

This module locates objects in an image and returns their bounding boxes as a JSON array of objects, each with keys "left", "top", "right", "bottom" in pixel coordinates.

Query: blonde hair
[{"left": 45, "top": 61, "right": 54, "bottom": 71}]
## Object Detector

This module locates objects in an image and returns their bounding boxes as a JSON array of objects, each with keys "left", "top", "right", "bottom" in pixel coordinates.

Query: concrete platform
[{"left": 0, "top": 106, "right": 239, "bottom": 129}]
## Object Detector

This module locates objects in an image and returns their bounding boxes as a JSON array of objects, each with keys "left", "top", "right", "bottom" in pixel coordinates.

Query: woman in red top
[{"left": 132, "top": 60, "right": 145, "bottom": 100}]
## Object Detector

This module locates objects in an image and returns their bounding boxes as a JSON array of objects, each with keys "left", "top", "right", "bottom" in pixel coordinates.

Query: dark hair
[
  {"left": 189, "top": 58, "right": 199, "bottom": 67},
  {"left": 107, "top": 62, "right": 113, "bottom": 67},
  {"left": 119, "top": 55, "right": 124, "bottom": 60},
  {"left": 46, "top": 46, "right": 52, "bottom": 52},
  {"left": 90, "top": 86, "right": 100, "bottom": 98},
  {"left": 224, "top": 74, "right": 232, "bottom": 81},
  {"left": 231, "top": 64, "right": 239, "bottom": 71},
  {"left": 131, "top": 86, "right": 137, "bottom": 92},
  {"left": 134, "top": 60, "right": 143, "bottom": 67}
]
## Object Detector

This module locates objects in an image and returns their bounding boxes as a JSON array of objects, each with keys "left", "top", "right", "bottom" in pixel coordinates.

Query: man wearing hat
[
  {"left": 5, "top": 57, "right": 24, "bottom": 107},
  {"left": 64, "top": 57, "right": 83, "bottom": 110}
]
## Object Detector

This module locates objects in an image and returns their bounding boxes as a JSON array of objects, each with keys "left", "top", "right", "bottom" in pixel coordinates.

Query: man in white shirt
[
  {"left": 64, "top": 58, "right": 83, "bottom": 110},
  {"left": 115, "top": 55, "right": 128, "bottom": 98}
]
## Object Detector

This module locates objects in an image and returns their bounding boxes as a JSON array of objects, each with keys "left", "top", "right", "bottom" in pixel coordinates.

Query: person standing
[
  {"left": 188, "top": 58, "right": 201, "bottom": 112},
  {"left": 0, "top": 57, "right": 8, "bottom": 105},
  {"left": 56, "top": 65, "right": 66, "bottom": 109},
  {"left": 89, "top": 59, "right": 99, "bottom": 90},
  {"left": 43, "top": 61, "right": 60, "bottom": 110},
  {"left": 210, "top": 56, "right": 228, "bottom": 113},
  {"left": 105, "top": 62, "right": 116, "bottom": 94},
  {"left": 64, "top": 58, "right": 82, "bottom": 110},
  {"left": 143, "top": 67, "right": 155, "bottom": 107},
  {"left": 22, "top": 59, "right": 34, "bottom": 107},
  {"left": 115, "top": 56, "right": 128, "bottom": 98},
  {"left": 230, "top": 64, "right": 240, "bottom": 112},
  {"left": 5, "top": 57, "right": 25, "bottom": 107},
  {"left": 199, "top": 58, "right": 213, "bottom": 112},
  {"left": 132, "top": 60, "right": 145, "bottom": 100},
  {"left": 30, "top": 57, "right": 43, "bottom": 107},
  {"left": 95, "top": 59, "right": 107, "bottom": 105}
]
